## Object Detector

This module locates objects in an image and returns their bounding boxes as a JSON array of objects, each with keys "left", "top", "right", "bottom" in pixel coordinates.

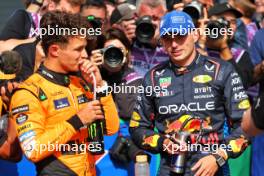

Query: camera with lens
[
  {"left": 135, "top": 16, "right": 156, "bottom": 44},
  {"left": 87, "top": 15, "right": 103, "bottom": 29},
  {"left": 109, "top": 136, "right": 151, "bottom": 163},
  {"left": 206, "top": 17, "right": 231, "bottom": 40},
  {"left": 183, "top": 0, "right": 203, "bottom": 20},
  {"left": 100, "top": 45, "right": 126, "bottom": 72}
]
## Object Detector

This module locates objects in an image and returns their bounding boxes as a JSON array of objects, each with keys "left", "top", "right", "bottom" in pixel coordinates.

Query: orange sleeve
[
  {"left": 100, "top": 94, "right": 119, "bottom": 136},
  {"left": 10, "top": 90, "right": 78, "bottom": 163}
]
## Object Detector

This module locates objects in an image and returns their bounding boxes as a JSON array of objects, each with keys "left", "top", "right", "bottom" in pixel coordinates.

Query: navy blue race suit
[{"left": 129, "top": 53, "right": 250, "bottom": 176}]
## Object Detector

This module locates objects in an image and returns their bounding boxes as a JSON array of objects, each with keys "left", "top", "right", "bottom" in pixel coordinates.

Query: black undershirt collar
[{"left": 37, "top": 64, "right": 71, "bottom": 87}]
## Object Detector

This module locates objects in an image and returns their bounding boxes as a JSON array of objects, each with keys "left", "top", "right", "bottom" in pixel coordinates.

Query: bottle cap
[{"left": 136, "top": 155, "right": 147, "bottom": 162}]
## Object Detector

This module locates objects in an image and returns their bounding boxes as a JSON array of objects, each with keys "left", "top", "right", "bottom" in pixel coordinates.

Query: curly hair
[{"left": 40, "top": 11, "right": 90, "bottom": 55}]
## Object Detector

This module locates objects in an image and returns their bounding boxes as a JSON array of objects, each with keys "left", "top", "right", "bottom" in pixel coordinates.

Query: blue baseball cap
[{"left": 160, "top": 10, "right": 195, "bottom": 37}]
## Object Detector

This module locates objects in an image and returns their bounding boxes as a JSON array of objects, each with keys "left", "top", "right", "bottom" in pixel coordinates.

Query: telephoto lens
[
  {"left": 135, "top": 16, "right": 155, "bottom": 44},
  {"left": 101, "top": 45, "right": 125, "bottom": 72},
  {"left": 206, "top": 17, "right": 230, "bottom": 40},
  {"left": 183, "top": 0, "right": 203, "bottom": 20},
  {"left": 87, "top": 15, "right": 102, "bottom": 29}
]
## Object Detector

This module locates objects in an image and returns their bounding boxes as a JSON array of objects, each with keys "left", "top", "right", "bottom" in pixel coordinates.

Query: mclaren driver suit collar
[{"left": 10, "top": 64, "right": 119, "bottom": 176}]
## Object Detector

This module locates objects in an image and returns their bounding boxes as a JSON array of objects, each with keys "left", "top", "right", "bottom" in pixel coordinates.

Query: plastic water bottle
[{"left": 135, "top": 155, "right": 150, "bottom": 176}]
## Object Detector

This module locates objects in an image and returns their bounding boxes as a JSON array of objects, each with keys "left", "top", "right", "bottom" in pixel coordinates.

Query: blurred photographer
[
  {"left": 167, "top": 0, "right": 213, "bottom": 12},
  {"left": 0, "top": 0, "right": 85, "bottom": 81},
  {"left": 0, "top": 50, "right": 23, "bottom": 162},
  {"left": 254, "top": 0, "right": 264, "bottom": 28},
  {"left": 110, "top": 0, "right": 168, "bottom": 77},
  {"left": 89, "top": 28, "right": 148, "bottom": 167},
  {"left": 110, "top": 3, "right": 137, "bottom": 43},
  {"left": 202, "top": 2, "right": 254, "bottom": 89},
  {"left": 81, "top": 0, "right": 108, "bottom": 32},
  {"left": 242, "top": 92, "right": 264, "bottom": 136}
]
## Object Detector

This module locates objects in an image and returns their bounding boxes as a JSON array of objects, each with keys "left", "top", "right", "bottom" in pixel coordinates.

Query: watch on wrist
[
  {"left": 31, "top": 0, "right": 43, "bottom": 6},
  {"left": 212, "top": 153, "right": 226, "bottom": 167}
]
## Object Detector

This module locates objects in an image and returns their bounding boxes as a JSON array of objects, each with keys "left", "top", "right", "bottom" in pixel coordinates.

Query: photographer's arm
[
  {"left": 0, "top": 38, "right": 36, "bottom": 54},
  {"left": 89, "top": 49, "right": 103, "bottom": 66},
  {"left": 112, "top": 19, "right": 136, "bottom": 44},
  {"left": 206, "top": 33, "right": 253, "bottom": 88}
]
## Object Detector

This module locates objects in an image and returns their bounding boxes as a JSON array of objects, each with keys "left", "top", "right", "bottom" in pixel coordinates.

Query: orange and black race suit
[{"left": 10, "top": 65, "right": 119, "bottom": 176}]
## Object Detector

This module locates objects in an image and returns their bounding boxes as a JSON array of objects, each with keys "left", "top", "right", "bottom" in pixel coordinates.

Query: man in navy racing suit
[{"left": 129, "top": 11, "right": 250, "bottom": 176}]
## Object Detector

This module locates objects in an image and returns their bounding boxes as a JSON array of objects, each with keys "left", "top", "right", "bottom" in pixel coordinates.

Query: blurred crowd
[{"left": 0, "top": 0, "right": 264, "bottom": 175}]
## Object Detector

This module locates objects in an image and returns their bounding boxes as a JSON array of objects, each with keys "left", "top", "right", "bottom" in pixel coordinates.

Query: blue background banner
[{"left": 0, "top": 134, "right": 160, "bottom": 176}]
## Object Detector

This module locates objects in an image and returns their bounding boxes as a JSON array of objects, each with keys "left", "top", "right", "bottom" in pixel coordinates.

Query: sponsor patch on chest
[{"left": 53, "top": 97, "right": 70, "bottom": 110}]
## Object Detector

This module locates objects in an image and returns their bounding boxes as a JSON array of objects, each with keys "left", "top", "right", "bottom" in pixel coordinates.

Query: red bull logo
[
  {"left": 165, "top": 115, "right": 212, "bottom": 134},
  {"left": 142, "top": 134, "right": 160, "bottom": 148},
  {"left": 229, "top": 137, "right": 248, "bottom": 153}
]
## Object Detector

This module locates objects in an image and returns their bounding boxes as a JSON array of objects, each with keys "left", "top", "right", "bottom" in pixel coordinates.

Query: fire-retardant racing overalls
[
  {"left": 10, "top": 65, "right": 119, "bottom": 176},
  {"left": 129, "top": 53, "right": 250, "bottom": 176}
]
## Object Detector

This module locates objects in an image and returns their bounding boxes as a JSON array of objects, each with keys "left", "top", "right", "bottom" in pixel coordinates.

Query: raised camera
[
  {"left": 183, "top": 0, "right": 203, "bottom": 20},
  {"left": 87, "top": 15, "right": 103, "bottom": 29},
  {"left": 109, "top": 136, "right": 150, "bottom": 163},
  {"left": 100, "top": 45, "right": 125, "bottom": 71},
  {"left": 135, "top": 16, "right": 155, "bottom": 44},
  {"left": 206, "top": 17, "right": 230, "bottom": 40}
]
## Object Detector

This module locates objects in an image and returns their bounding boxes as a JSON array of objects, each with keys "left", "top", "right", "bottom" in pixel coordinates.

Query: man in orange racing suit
[{"left": 10, "top": 11, "right": 119, "bottom": 176}]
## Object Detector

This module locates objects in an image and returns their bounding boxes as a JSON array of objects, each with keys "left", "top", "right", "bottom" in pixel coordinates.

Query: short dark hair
[
  {"left": 81, "top": 0, "right": 107, "bottom": 12},
  {"left": 103, "top": 28, "right": 131, "bottom": 51},
  {"left": 40, "top": 11, "right": 90, "bottom": 55},
  {"left": 0, "top": 51, "right": 22, "bottom": 74}
]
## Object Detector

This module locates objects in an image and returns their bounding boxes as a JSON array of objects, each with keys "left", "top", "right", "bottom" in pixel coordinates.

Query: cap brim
[
  {"left": 121, "top": 13, "right": 135, "bottom": 21},
  {"left": 208, "top": 8, "right": 243, "bottom": 18},
  {"left": 228, "top": 9, "right": 243, "bottom": 18},
  {"left": 160, "top": 29, "right": 189, "bottom": 37}
]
